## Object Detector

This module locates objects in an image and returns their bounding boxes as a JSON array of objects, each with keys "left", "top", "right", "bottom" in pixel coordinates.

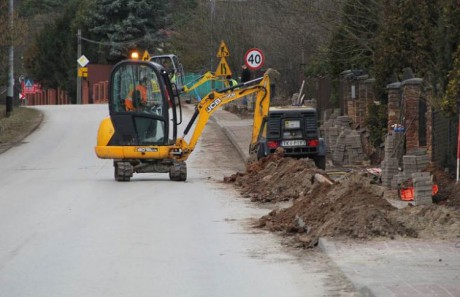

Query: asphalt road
[{"left": 0, "top": 105, "right": 358, "bottom": 297}]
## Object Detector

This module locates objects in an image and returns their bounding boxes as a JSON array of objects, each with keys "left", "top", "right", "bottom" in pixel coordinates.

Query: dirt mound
[
  {"left": 224, "top": 150, "right": 460, "bottom": 248},
  {"left": 224, "top": 148, "right": 322, "bottom": 203}
]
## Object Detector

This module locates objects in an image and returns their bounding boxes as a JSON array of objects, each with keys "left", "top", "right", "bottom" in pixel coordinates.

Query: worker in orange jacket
[{"left": 125, "top": 77, "right": 148, "bottom": 111}]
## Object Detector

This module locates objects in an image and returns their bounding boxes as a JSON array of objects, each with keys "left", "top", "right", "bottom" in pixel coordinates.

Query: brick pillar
[
  {"left": 386, "top": 82, "right": 402, "bottom": 131},
  {"left": 356, "top": 75, "right": 368, "bottom": 127},
  {"left": 402, "top": 78, "right": 423, "bottom": 153},
  {"left": 347, "top": 80, "right": 356, "bottom": 125},
  {"left": 340, "top": 70, "right": 351, "bottom": 116},
  {"left": 341, "top": 70, "right": 354, "bottom": 118}
]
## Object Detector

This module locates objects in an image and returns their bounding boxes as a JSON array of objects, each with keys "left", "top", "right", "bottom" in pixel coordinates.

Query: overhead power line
[{"left": 79, "top": 35, "right": 150, "bottom": 46}]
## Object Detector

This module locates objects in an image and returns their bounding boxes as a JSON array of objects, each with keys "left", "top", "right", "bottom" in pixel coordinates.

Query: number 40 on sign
[{"left": 244, "top": 48, "right": 264, "bottom": 70}]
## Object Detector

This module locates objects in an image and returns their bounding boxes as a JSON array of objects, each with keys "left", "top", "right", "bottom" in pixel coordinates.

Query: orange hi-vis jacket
[{"left": 125, "top": 85, "right": 147, "bottom": 111}]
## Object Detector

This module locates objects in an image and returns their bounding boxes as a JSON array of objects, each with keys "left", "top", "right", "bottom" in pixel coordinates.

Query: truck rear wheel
[{"left": 314, "top": 156, "right": 326, "bottom": 170}]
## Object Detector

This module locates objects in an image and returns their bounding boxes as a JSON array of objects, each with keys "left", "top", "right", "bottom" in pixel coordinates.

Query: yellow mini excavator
[{"left": 95, "top": 58, "right": 271, "bottom": 181}]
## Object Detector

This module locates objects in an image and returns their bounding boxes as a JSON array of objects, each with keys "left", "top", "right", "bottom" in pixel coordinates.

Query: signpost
[
  {"left": 77, "top": 55, "right": 89, "bottom": 68},
  {"left": 217, "top": 40, "right": 230, "bottom": 58},
  {"left": 244, "top": 48, "right": 265, "bottom": 70},
  {"left": 215, "top": 40, "right": 232, "bottom": 77},
  {"left": 78, "top": 67, "right": 88, "bottom": 78},
  {"left": 215, "top": 57, "right": 231, "bottom": 76}
]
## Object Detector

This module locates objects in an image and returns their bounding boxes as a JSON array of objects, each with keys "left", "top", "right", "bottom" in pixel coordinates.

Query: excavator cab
[{"left": 109, "top": 60, "right": 180, "bottom": 145}]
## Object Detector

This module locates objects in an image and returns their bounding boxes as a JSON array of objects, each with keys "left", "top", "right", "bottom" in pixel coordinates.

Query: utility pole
[
  {"left": 76, "top": 29, "right": 82, "bottom": 105},
  {"left": 6, "top": 0, "right": 14, "bottom": 116}
]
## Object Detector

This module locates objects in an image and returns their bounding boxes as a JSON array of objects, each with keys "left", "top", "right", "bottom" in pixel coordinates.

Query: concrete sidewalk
[
  {"left": 211, "top": 108, "right": 253, "bottom": 162},
  {"left": 209, "top": 106, "right": 460, "bottom": 297}
]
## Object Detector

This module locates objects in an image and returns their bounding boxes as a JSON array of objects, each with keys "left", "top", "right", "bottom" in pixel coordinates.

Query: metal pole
[
  {"left": 6, "top": 0, "right": 14, "bottom": 116},
  {"left": 455, "top": 112, "right": 460, "bottom": 184},
  {"left": 76, "top": 29, "right": 82, "bottom": 105}
]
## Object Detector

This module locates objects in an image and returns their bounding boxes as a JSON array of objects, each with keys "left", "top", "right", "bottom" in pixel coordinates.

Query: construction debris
[{"left": 224, "top": 150, "right": 460, "bottom": 248}]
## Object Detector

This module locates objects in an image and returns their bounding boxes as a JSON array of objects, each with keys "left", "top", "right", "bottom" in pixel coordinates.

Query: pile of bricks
[
  {"left": 381, "top": 132, "right": 405, "bottom": 187},
  {"left": 382, "top": 157, "right": 400, "bottom": 188},
  {"left": 402, "top": 154, "right": 429, "bottom": 175},
  {"left": 412, "top": 172, "right": 433, "bottom": 205},
  {"left": 383, "top": 147, "right": 433, "bottom": 204},
  {"left": 321, "top": 116, "right": 366, "bottom": 165}
]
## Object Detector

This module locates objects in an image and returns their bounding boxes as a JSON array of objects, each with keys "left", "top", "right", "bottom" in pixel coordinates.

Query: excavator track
[
  {"left": 114, "top": 161, "right": 134, "bottom": 182},
  {"left": 169, "top": 161, "right": 187, "bottom": 181}
]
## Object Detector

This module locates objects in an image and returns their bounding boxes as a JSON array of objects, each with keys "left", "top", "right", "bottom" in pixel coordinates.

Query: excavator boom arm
[
  {"left": 177, "top": 75, "right": 271, "bottom": 159},
  {"left": 182, "top": 71, "right": 229, "bottom": 93}
]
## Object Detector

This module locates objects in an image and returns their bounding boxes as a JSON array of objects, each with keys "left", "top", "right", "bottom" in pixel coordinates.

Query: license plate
[
  {"left": 281, "top": 140, "right": 306, "bottom": 147},
  {"left": 284, "top": 120, "right": 300, "bottom": 129}
]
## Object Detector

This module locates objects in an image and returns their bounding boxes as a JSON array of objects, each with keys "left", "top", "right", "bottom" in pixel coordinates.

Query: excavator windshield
[
  {"left": 111, "top": 63, "right": 165, "bottom": 114},
  {"left": 108, "top": 61, "right": 178, "bottom": 146}
]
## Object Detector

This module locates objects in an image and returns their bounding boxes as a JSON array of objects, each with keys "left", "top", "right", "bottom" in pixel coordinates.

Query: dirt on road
[{"left": 224, "top": 149, "right": 460, "bottom": 248}]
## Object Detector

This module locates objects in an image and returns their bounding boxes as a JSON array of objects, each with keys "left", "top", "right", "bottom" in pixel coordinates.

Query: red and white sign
[
  {"left": 244, "top": 48, "right": 265, "bottom": 70},
  {"left": 22, "top": 79, "right": 42, "bottom": 94}
]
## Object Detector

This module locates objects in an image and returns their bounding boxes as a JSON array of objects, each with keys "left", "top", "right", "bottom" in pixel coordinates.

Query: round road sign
[{"left": 244, "top": 48, "right": 264, "bottom": 70}]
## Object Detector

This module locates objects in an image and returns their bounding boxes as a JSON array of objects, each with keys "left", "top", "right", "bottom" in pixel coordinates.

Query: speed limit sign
[{"left": 244, "top": 48, "right": 265, "bottom": 70}]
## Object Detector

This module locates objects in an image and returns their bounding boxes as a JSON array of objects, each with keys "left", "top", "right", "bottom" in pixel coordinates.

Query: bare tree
[{"left": 0, "top": 0, "right": 28, "bottom": 84}]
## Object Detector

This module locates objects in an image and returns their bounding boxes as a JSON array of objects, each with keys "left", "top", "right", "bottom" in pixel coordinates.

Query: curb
[
  {"left": 318, "top": 238, "right": 376, "bottom": 297},
  {"left": 212, "top": 115, "right": 249, "bottom": 164}
]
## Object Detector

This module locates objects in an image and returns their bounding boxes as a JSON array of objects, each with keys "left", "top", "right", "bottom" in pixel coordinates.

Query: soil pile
[
  {"left": 224, "top": 149, "right": 460, "bottom": 248},
  {"left": 224, "top": 148, "right": 323, "bottom": 203}
]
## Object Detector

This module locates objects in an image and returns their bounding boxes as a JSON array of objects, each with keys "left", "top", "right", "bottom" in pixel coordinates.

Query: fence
[
  {"left": 24, "top": 88, "right": 70, "bottom": 105},
  {"left": 92, "top": 81, "right": 109, "bottom": 104},
  {"left": 432, "top": 111, "right": 458, "bottom": 170}
]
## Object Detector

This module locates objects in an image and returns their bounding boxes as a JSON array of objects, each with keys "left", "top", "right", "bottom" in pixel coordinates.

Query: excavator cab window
[{"left": 109, "top": 61, "right": 179, "bottom": 146}]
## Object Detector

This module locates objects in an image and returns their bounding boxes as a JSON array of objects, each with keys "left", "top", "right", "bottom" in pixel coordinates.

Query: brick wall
[{"left": 341, "top": 72, "right": 375, "bottom": 128}]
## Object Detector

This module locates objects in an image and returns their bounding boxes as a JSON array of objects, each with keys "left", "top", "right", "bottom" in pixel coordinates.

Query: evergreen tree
[
  {"left": 84, "top": 0, "right": 169, "bottom": 63},
  {"left": 373, "top": 0, "right": 439, "bottom": 101},
  {"left": 24, "top": 0, "right": 79, "bottom": 100},
  {"left": 20, "top": 0, "right": 65, "bottom": 17}
]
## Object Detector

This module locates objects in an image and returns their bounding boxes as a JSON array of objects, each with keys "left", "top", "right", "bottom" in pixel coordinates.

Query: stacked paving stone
[
  {"left": 382, "top": 157, "right": 400, "bottom": 188},
  {"left": 342, "top": 130, "right": 365, "bottom": 164},
  {"left": 332, "top": 131, "right": 347, "bottom": 163},
  {"left": 402, "top": 155, "right": 418, "bottom": 175},
  {"left": 331, "top": 129, "right": 366, "bottom": 165},
  {"left": 320, "top": 115, "right": 366, "bottom": 165},
  {"left": 390, "top": 170, "right": 405, "bottom": 189},
  {"left": 412, "top": 172, "right": 433, "bottom": 205},
  {"left": 380, "top": 132, "right": 405, "bottom": 187},
  {"left": 387, "top": 153, "right": 431, "bottom": 189},
  {"left": 335, "top": 116, "right": 353, "bottom": 128},
  {"left": 320, "top": 120, "right": 341, "bottom": 155},
  {"left": 320, "top": 114, "right": 347, "bottom": 155}
]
